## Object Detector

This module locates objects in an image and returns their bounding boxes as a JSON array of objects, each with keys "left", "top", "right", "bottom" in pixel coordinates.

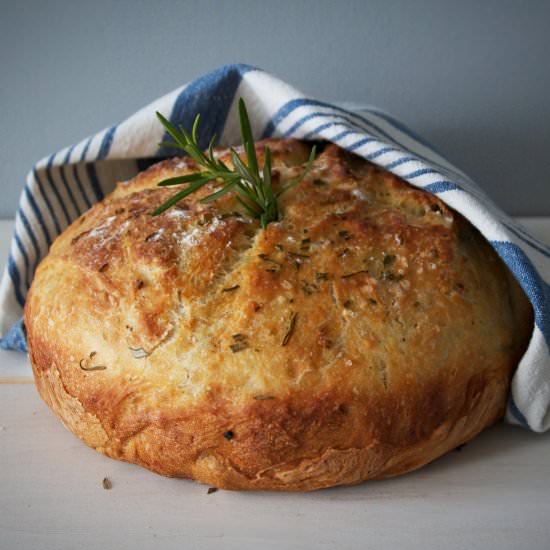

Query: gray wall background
[{"left": 1, "top": 0, "right": 549, "bottom": 217}]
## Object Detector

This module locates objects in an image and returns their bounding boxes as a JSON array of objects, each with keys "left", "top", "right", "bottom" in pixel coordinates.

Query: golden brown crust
[{"left": 25, "top": 139, "right": 533, "bottom": 490}]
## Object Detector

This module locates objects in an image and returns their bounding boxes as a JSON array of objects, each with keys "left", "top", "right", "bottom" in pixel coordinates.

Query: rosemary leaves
[{"left": 152, "top": 99, "right": 316, "bottom": 227}]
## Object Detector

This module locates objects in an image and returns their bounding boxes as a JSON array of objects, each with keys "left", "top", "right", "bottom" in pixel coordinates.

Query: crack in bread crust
[{"left": 25, "top": 139, "right": 533, "bottom": 491}]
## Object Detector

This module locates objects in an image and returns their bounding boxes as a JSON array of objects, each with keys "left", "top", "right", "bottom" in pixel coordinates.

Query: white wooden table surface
[{"left": 1, "top": 218, "right": 549, "bottom": 550}]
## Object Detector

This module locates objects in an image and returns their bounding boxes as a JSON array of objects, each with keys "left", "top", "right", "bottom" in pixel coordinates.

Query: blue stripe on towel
[
  {"left": 45, "top": 155, "right": 71, "bottom": 226},
  {"left": 17, "top": 206, "right": 42, "bottom": 265},
  {"left": 78, "top": 137, "right": 104, "bottom": 202},
  {"left": 7, "top": 256, "right": 25, "bottom": 308},
  {"left": 97, "top": 125, "right": 117, "bottom": 160},
  {"left": 424, "top": 181, "right": 460, "bottom": 193},
  {"left": 85, "top": 163, "right": 105, "bottom": 202},
  {"left": 0, "top": 318, "right": 27, "bottom": 352},
  {"left": 159, "top": 64, "right": 257, "bottom": 156},
  {"left": 71, "top": 163, "right": 93, "bottom": 209},
  {"left": 13, "top": 232, "right": 30, "bottom": 288},
  {"left": 404, "top": 168, "right": 439, "bottom": 179},
  {"left": 348, "top": 137, "right": 378, "bottom": 151},
  {"left": 282, "top": 112, "right": 363, "bottom": 138},
  {"left": 32, "top": 168, "right": 61, "bottom": 236},
  {"left": 59, "top": 147, "right": 82, "bottom": 217},
  {"left": 23, "top": 185, "right": 52, "bottom": 247},
  {"left": 303, "top": 121, "right": 345, "bottom": 140},
  {"left": 366, "top": 147, "right": 398, "bottom": 160},
  {"left": 491, "top": 241, "right": 550, "bottom": 348},
  {"left": 384, "top": 156, "right": 418, "bottom": 170},
  {"left": 80, "top": 137, "right": 93, "bottom": 161},
  {"left": 331, "top": 129, "right": 359, "bottom": 142}
]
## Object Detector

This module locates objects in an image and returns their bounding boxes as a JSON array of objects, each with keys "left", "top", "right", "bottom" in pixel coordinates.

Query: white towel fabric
[{"left": 1, "top": 64, "right": 548, "bottom": 431}]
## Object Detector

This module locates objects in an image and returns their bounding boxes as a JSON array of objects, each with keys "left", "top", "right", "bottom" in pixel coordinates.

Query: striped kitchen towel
[{"left": 1, "top": 64, "right": 549, "bottom": 432}]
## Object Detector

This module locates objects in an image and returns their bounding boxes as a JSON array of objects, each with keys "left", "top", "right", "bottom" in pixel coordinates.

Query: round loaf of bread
[{"left": 25, "top": 139, "right": 532, "bottom": 491}]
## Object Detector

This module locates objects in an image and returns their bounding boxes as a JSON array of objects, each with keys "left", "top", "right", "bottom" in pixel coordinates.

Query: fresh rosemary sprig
[{"left": 151, "top": 98, "right": 316, "bottom": 228}]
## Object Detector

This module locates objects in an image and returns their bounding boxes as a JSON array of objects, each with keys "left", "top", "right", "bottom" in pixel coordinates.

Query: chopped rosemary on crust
[
  {"left": 221, "top": 284, "right": 240, "bottom": 292},
  {"left": 79, "top": 352, "right": 107, "bottom": 371},
  {"left": 341, "top": 269, "right": 369, "bottom": 279},
  {"left": 229, "top": 334, "right": 248, "bottom": 353},
  {"left": 282, "top": 312, "right": 298, "bottom": 347}
]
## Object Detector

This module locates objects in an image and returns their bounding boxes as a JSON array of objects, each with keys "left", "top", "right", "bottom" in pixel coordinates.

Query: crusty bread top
[{"left": 25, "top": 139, "right": 532, "bottom": 476}]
